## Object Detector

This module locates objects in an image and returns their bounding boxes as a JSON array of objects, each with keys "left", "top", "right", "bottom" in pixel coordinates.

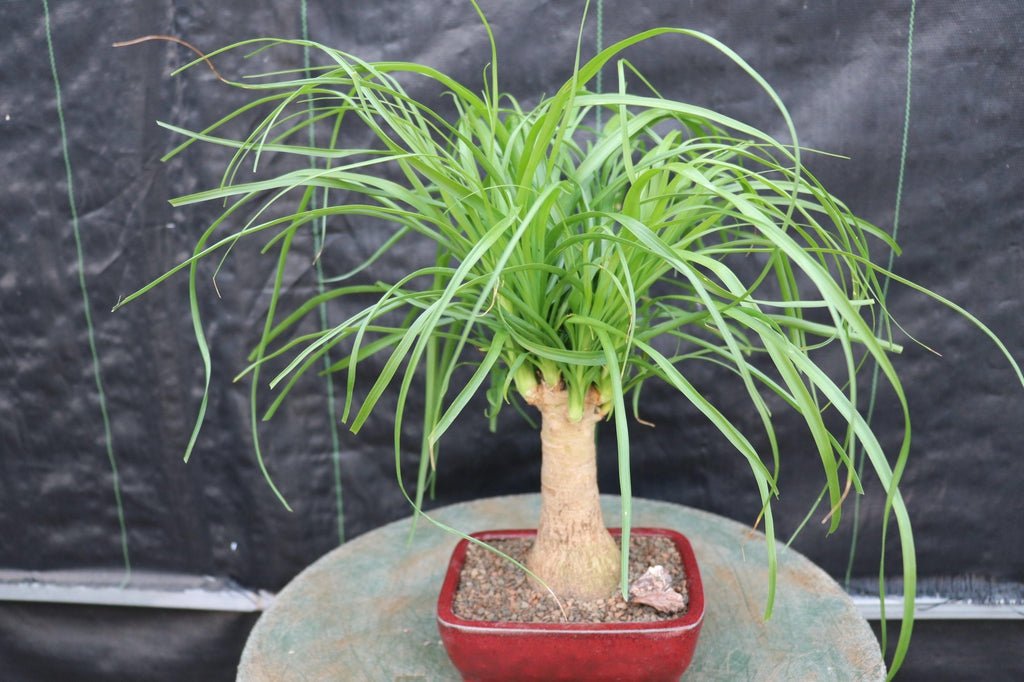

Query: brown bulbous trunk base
[{"left": 524, "top": 383, "right": 620, "bottom": 601}]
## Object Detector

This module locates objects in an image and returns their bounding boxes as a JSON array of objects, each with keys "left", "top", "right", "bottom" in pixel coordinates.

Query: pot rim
[{"left": 436, "top": 527, "right": 705, "bottom": 634}]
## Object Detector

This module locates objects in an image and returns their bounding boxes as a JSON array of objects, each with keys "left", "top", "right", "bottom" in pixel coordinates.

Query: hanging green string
[
  {"left": 595, "top": 0, "right": 604, "bottom": 130},
  {"left": 42, "top": 0, "right": 132, "bottom": 582},
  {"left": 846, "top": 0, "right": 917, "bottom": 588},
  {"left": 302, "top": 0, "right": 346, "bottom": 545}
]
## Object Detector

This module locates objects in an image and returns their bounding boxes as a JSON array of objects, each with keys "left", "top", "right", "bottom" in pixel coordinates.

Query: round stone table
[{"left": 238, "top": 495, "right": 884, "bottom": 681}]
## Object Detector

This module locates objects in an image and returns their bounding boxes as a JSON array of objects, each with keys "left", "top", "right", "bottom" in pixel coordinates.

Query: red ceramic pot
[{"left": 436, "top": 528, "right": 704, "bottom": 682}]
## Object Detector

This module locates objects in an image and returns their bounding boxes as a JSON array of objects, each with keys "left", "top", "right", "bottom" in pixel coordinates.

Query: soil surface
[{"left": 452, "top": 535, "right": 689, "bottom": 623}]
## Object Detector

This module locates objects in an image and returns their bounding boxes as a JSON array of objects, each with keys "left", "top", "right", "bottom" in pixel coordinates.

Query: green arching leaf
[
  {"left": 595, "top": 329, "right": 632, "bottom": 600},
  {"left": 635, "top": 339, "right": 778, "bottom": 615},
  {"left": 428, "top": 332, "right": 508, "bottom": 446},
  {"left": 728, "top": 308, "right": 844, "bottom": 531},
  {"left": 246, "top": 222, "right": 300, "bottom": 512}
]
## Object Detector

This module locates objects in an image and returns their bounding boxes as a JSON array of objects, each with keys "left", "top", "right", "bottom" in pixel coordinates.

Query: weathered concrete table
[{"left": 238, "top": 495, "right": 884, "bottom": 681}]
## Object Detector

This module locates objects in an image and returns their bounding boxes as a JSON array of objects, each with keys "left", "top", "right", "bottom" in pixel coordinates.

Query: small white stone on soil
[{"left": 629, "top": 565, "right": 687, "bottom": 613}]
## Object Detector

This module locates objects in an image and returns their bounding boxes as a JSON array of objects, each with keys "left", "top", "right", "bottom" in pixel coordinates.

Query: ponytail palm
[{"left": 117, "top": 6, "right": 1023, "bottom": 678}]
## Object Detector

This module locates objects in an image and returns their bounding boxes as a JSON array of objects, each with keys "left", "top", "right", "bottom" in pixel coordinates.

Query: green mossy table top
[{"left": 238, "top": 495, "right": 884, "bottom": 681}]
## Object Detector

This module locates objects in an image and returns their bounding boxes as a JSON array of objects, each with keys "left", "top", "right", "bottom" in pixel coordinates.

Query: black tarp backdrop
[{"left": 1, "top": 0, "right": 1022, "bottom": 679}]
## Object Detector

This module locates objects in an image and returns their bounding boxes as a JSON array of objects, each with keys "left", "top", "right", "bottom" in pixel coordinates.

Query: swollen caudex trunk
[{"left": 525, "top": 383, "right": 620, "bottom": 601}]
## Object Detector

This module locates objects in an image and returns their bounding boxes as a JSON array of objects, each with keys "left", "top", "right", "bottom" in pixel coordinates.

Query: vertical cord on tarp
[
  {"left": 302, "top": 0, "right": 346, "bottom": 545},
  {"left": 42, "top": 0, "right": 132, "bottom": 582},
  {"left": 845, "top": 0, "right": 917, "bottom": 588},
  {"left": 594, "top": 0, "right": 604, "bottom": 131}
]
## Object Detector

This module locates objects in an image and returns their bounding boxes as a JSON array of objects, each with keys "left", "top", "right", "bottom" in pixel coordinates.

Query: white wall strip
[
  {"left": 0, "top": 582, "right": 275, "bottom": 612},
  {"left": 0, "top": 571, "right": 274, "bottom": 612},
  {"left": 853, "top": 596, "right": 1024, "bottom": 621},
  {"left": 2, "top": 572, "right": 1023, "bottom": 619}
]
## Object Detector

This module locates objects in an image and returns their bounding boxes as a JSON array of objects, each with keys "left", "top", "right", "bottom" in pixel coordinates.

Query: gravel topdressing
[{"left": 451, "top": 535, "right": 690, "bottom": 624}]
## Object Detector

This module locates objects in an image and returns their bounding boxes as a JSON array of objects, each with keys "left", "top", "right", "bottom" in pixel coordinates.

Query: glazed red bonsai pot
[{"left": 436, "top": 528, "right": 704, "bottom": 682}]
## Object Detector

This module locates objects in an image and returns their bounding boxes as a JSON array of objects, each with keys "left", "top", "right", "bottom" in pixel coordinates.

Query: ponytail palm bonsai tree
[{"left": 118, "top": 4, "right": 1021, "bottom": 677}]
